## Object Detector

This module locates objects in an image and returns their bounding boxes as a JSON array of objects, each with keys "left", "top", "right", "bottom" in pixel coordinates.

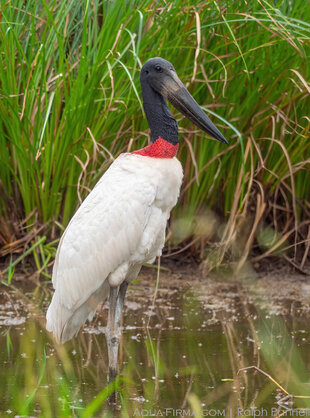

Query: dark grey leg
[
  {"left": 106, "top": 282, "right": 129, "bottom": 404},
  {"left": 115, "top": 281, "right": 128, "bottom": 328},
  {"left": 106, "top": 286, "right": 119, "bottom": 384}
]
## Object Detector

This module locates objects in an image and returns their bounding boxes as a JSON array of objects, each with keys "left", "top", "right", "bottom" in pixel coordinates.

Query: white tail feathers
[{"left": 46, "top": 281, "right": 109, "bottom": 343}]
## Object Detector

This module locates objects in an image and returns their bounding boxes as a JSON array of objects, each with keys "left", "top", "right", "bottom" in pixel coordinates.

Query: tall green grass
[{"left": 0, "top": 0, "right": 309, "bottom": 269}]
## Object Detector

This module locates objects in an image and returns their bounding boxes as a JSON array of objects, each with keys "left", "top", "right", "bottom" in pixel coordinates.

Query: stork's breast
[{"left": 154, "top": 157, "right": 183, "bottom": 211}]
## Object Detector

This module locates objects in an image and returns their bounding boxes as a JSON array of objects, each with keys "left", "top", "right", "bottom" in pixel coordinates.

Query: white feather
[{"left": 46, "top": 153, "right": 183, "bottom": 343}]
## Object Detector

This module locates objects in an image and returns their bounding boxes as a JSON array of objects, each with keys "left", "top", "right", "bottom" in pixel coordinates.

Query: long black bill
[{"left": 161, "top": 73, "right": 228, "bottom": 144}]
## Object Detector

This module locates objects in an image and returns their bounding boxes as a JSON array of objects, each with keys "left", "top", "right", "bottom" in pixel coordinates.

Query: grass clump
[{"left": 0, "top": 0, "right": 309, "bottom": 272}]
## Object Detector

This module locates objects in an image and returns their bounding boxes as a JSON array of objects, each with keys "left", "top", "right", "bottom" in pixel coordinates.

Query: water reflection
[{"left": 1, "top": 271, "right": 310, "bottom": 416}]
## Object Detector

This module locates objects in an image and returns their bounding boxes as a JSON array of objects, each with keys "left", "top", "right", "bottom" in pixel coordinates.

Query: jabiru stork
[{"left": 46, "top": 57, "right": 227, "bottom": 382}]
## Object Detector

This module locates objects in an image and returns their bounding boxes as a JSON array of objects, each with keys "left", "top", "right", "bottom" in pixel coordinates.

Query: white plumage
[
  {"left": 46, "top": 57, "right": 227, "bottom": 376},
  {"left": 46, "top": 152, "right": 183, "bottom": 343}
]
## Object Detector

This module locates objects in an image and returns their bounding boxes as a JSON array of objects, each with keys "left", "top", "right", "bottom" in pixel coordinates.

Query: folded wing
[{"left": 46, "top": 155, "right": 158, "bottom": 342}]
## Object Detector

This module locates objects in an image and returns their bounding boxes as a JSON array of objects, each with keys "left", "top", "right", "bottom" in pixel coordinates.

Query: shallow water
[{"left": 1, "top": 270, "right": 310, "bottom": 417}]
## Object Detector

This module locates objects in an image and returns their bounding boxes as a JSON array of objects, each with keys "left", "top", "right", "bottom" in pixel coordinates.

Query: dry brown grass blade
[
  {"left": 200, "top": 64, "right": 215, "bottom": 99},
  {"left": 282, "top": 255, "right": 308, "bottom": 275},
  {"left": 184, "top": 135, "right": 199, "bottom": 186},
  {"left": 181, "top": 141, "right": 237, "bottom": 196},
  {"left": 238, "top": 365, "right": 289, "bottom": 395},
  {"left": 238, "top": 365, "right": 310, "bottom": 400},
  {"left": 0, "top": 223, "right": 46, "bottom": 257},
  {"left": 301, "top": 225, "right": 310, "bottom": 269},
  {"left": 74, "top": 151, "right": 91, "bottom": 204},
  {"left": 264, "top": 137, "right": 298, "bottom": 254},
  {"left": 224, "top": 321, "right": 248, "bottom": 410},
  {"left": 236, "top": 192, "right": 266, "bottom": 274},
  {"left": 199, "top": 49, "right": 228, "bottom": 97},
  {"left": 191, "top": 11, "right": 201, "bottom": 83},
  {"left": 218, "top": 138, "right": 252, "bottom": 267},
  {"left": 251, "top": 220, "right": 310, "bottom": 263}
]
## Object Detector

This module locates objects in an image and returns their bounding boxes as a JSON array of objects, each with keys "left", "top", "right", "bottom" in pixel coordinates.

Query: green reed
[{"left": 0, "top": 0, "right": 309, "bottom": 267}]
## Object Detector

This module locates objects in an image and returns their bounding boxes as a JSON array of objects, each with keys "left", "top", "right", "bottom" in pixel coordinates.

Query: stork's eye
[
  {"left": 155, "top": 65, "right": 162, "bottom": 73},
  {"left": 145, "top": 69, "right": 149, "bottom": 74}
]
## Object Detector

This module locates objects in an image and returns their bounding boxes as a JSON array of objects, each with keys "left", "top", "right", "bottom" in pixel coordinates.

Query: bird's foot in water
[
  {"left": 106, "top": 330, "right": 120, "bottom": 404},
  {"left": 108, "top": 365, "right": 118, "bottom": 405}
]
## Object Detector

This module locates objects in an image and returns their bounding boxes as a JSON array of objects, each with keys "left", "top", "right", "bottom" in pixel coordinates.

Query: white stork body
[
  {"left": 46, "top": 152, "right": 183, "bottom": 343},
  {"left": 46, "top": 58, "right": 227, "bottom": 390}
]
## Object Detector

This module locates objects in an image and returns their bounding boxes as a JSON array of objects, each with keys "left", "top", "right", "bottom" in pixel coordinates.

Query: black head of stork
[{"left": 140, "top": 57, "right": 228, "bottom": 146}]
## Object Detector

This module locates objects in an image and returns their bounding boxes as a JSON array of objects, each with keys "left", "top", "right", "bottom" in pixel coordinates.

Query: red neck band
[{"left": 132, "top": 137, "right": 178, "bottom": 158}]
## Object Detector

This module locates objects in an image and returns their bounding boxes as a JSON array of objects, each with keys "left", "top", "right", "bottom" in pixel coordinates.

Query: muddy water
[{"left": 1, "top": 269, "right": 310, "bottom": 417}]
